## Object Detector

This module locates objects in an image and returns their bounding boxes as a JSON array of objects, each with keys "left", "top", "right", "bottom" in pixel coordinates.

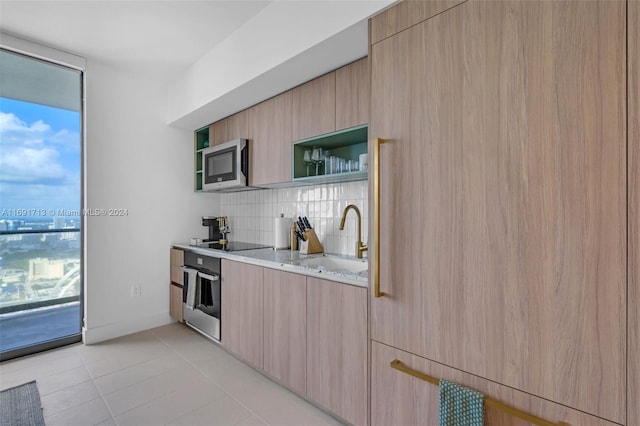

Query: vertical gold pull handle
[{"left": 373, "top": 137, "right": 385, "bottom": 298}]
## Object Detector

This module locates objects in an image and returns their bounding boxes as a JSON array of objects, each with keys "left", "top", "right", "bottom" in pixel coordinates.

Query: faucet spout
[{"left": 339, "top": 204, "right": 368, "bottom": 259}]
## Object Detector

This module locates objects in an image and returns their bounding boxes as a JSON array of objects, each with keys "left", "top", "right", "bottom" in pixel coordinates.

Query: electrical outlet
[{"left": 131, "top": 284, "right": 142, "bottom": 298}]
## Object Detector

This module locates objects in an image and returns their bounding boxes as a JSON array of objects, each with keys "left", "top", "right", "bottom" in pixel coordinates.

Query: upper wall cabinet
[
  {"left": 209, "top": 120, "right": 227, "bottom": 147},
  {"left": 335, "top": 58, "right": 369, "bottom": 131},
  {"left": 225, "top": 109, "right": 249, "bottom": 142},
  {"left": 194, "top": 57, "right": 371, "bottom": 190},
  {"left": 249, "top": 92, "right": 293, "bottom": 186},
  {"left": 292, "top": 72, "right": 336, "bottom": 142}
]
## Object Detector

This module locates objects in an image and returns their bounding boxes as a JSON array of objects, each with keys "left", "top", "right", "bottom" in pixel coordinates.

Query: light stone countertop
[{"left": 172, "top": 243, "right": 368, "bottom": 288}]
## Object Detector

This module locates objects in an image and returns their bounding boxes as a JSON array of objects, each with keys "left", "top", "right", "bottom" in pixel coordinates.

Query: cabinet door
[
  {"left": 292, "top": 72, "right": 335, "bottom": 141},
  {"left": 169, "top": 283, "right": 183, "bottom": 323},
  {"left": 307, "top": 278, "right": 367, "bottom": 426},
  {"left": 369, "top": 0, "right": 464, "bottom": 44},
  {"left": 209, "top": 120, "right": 227, "bottom": 147},
  {"left": 370, "top": 0, "right": 625, "bottom": 421},
  {"left": 629, "top": 0, "right": 640, "bottom": 424},
  {"left": 335, "top": 58, "right": 369, "bottom": 130},
  {"left": 221, "top": 259, "right": 263, "bottom": 369},
  {"left": 371, "top": 341, "right": 620, "bottom": 426},
  {"left": 170, "top": 248, "right": 183, "bottom": 285},
  {"left": 248, "top": 92, "right": 293, "bottom": 186},
  {"left": 226, "top": 109, "right": 248, "bottom": 141},
  {"left": 263, "top": 268, "right": 306, "bottom": 395}
]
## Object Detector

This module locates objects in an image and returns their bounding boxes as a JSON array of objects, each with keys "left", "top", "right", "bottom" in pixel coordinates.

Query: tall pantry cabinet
[
  {"left": 628, "top": 1, "right": 639, "bottom": 425},
  {"left": 369, "top": 0, "right": 627, "bottom": 424}
]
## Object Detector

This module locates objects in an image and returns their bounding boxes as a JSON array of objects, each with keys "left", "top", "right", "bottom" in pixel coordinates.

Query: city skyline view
[{"left": 0, "top": 96, "right": 81, "bottom": 214}]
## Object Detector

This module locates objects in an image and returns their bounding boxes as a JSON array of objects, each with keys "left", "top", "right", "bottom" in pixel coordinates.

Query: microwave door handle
[{"left": 197, "top": 272, "right": 219, "bottom": 282}]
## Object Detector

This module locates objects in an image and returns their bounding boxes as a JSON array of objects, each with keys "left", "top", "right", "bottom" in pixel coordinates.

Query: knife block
[{"left": 300, "top": 229, "right": 324, "bottom": 254}]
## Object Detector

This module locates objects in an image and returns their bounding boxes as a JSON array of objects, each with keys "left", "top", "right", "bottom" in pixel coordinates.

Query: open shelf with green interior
[
  {"left": 194, "top": 126, "right": 209, "bottom": 191},
  {"left": 292, "top": 124, "right": 368, "bottom": 183}
]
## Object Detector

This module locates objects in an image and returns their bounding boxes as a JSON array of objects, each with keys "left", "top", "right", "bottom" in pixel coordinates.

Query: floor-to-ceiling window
[{"left": 0, "top": 48, "right": 83, "bottom": 361}]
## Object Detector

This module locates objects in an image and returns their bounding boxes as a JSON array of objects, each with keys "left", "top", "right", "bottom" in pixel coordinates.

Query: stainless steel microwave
[{"left": 202, "top": 138, "right": 249, "bottom": 191}]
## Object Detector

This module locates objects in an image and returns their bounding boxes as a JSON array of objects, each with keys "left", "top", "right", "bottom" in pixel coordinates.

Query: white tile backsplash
[{"left": 218, "top": 181, "right": 368, "bottom": 257}]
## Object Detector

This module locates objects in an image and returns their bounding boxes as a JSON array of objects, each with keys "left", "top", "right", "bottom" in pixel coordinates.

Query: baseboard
[{"left": 82, "top": 312, "right": 173, "bottom": 344}]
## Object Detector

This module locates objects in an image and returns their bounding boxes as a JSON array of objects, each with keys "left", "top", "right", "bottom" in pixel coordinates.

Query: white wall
[
  {"left": 167, "top": 0, "right": 393, "bottom": 130},
  {"left": 84, "top": 61, "right": 218, "bottom": 344}
]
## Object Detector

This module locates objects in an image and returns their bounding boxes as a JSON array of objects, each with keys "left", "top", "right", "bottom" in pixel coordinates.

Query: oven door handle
[{"left": 197, "top": 271, "right": 219, "bottom": 282}]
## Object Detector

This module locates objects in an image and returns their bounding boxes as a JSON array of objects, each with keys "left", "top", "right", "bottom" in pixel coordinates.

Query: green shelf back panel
[
  {"left": 196, "top": 152, "right": 203, "bottom": 172},
  {"left": 292, "top": 125, "right": 368, "bottom": 180},
  {"left": 195, "top": 126, "right": 209, "bottom": 192},
  {"left": 195, "top": 126, "right": 210, "bottom": 151},
  {"left": 196, "top": 171, "right": 203, "bottom": 191}
]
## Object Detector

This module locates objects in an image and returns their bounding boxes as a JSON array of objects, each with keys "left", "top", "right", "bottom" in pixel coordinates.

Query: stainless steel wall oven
[{"left": 182, "top": 252, "right": 221, "bottom": 341}]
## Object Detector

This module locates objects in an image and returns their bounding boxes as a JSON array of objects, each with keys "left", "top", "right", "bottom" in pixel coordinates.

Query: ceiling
[{"left": 0, "top": 1, "right": 271, "bottom": 82}]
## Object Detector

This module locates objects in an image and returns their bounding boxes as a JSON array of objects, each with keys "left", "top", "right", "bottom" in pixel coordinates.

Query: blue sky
[{"left": 0, "top": 97, "right": 81, "bottom": 213}]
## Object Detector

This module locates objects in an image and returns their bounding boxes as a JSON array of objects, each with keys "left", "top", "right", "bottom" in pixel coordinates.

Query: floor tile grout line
[
  {"left": 145, "top": 327, "right": 255, "bottom": 426},
  {"left": 78, "top": 343, "right": 121, "bottom": 426},
  {"left": 86, "top": 337, "right": 194, "bottom": 423},
  {"left": 92, "top": 326, "right": 243, "bottom": 424},
  {"left": 0, "top": 348, "right": 87, "bottom": 391},
  {"left": 150, "top": 325, "right": 273, "bottom": 425}
]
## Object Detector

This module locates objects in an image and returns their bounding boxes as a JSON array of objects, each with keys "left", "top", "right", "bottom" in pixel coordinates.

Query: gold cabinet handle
[
  {"left": 390, "top": 359, "right": 570, "bottom": 426},
  {"left": 373, "top": 137, "right": 385, "bottom": 298}
]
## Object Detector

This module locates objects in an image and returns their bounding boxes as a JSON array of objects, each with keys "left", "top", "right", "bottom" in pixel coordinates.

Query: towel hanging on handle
[
  {"left": 182, "top": 266, "right": 198, "bottom": 310},
  {"left": 439, "top": 378, "right": 485, "bottom": 426}
]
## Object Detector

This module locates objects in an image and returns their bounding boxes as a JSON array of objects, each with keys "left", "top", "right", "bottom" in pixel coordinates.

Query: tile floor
[{"left": 0, "top": 323, "right": 345, "bottom": 426}]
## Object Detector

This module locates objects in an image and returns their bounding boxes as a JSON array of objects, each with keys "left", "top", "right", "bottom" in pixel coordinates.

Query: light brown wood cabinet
[
  {"left": 169, "top": 284, "right": 183, "bottom": 323},
  {"left": 169, "top": 248, "right": 184, "bottom": 322},
  {"left": 208, "top": 120, "right": 227, "bottom": 147},
  {"left": 292, "top": 71, "right": 336, "bottom": 141},
  {"left": 629, "top": 1, "right": 640, "bottom": 425},
  {"left": 198, "top": 59, "right": 370, "bottom": 188},
  {"left": 371, "top": 341, "right": 620, "bottom": 426},
  {"left": 248, "top": 92, "right": 293, "bottom": 186},
  {"left": 225, "top": 109, "right": 248, "bottom": 141},
  {"left": 208, "top": 109, "right": 248, "bottom": 148},
  {"left": 170, "top": 248, "right": 183, "bottom": 285},
  {"left": 369, "top": 0, "right": 464, "bottom": 45},
  {"left": 307, "top": 277, "right": 367, "bottom": 426},
  {"left": 263, "top": 268, "right": 306, "bottom": 395},
  {"left": 370, "top": 0, "right": 626, "bottom": 422},
  {"left": 218, "top": 263, "right": 368, "bottom": 424},
  {"left": 221, "top": 259, "right": 264, "bottom": 369},
  {"left": 335, "top": 58, "right": 369, "bottom": 131}
]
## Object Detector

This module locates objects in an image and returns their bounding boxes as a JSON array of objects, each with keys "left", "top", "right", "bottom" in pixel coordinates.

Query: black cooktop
[{"left": 196, "top": 241, "right": 271, "bottom": 252}]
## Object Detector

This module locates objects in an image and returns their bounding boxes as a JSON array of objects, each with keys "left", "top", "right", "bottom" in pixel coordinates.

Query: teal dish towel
[{"left": 439, "top": 379, "right": 485, "bottom": 426}]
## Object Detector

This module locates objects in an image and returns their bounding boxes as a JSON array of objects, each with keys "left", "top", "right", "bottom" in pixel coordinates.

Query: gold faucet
[{"left": 339, "top": 204, "right": 368, "bottom": 259}]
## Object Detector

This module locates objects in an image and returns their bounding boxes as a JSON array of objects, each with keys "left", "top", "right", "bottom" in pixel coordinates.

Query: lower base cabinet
[
  {"left": 220, "top": 262, "right": 368, "bottom": 425},
  {"left": 263, "top": 268, "right": 307, "bottom": 395},
  {"left": 221, "top": 259, "right": 264, "bottom": 369},
  {"left": 307, "top": 277, "right": 368, "bottom": 426},
  {"left": 371, "top": 341, "right": 619, "bottom": 426},
  {"left": 169, "top": 283, "right": 183, "bottom": 322},
  {"left": 169, "top": 248, "right": 184, "bottom": 322}
]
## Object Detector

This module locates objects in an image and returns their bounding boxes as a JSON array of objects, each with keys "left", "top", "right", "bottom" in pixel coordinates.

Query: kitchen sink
[{"left": 298, "top": 255, "right": 368, "bottom": 274}]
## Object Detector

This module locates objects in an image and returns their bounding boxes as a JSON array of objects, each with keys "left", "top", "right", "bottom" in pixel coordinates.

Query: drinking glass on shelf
[
  {"left": 311, "top": 147, "right": 324, "bottom": 175},
  {"left": 303, "top": 149, "right": 313, "bottom": 176},
  {"left": 338, "top": 158, "right": 346, "bottom": 173},
  {"left": 323, "top": 151, "right": 330, "bottom": 175},
  {"left": 329, "top": 156, "right": 337, "bottom": 174}
]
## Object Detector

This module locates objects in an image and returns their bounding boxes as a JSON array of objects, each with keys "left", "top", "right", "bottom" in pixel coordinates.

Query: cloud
[
  {"left": 0, "top": 112, "right": 79, "bottom": 191},
  {"left": 48, "top": 128, "right": 81, "bottom": 151},
  {"left": 0, "top": 112, "right": 50, "bottom": 148}
]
